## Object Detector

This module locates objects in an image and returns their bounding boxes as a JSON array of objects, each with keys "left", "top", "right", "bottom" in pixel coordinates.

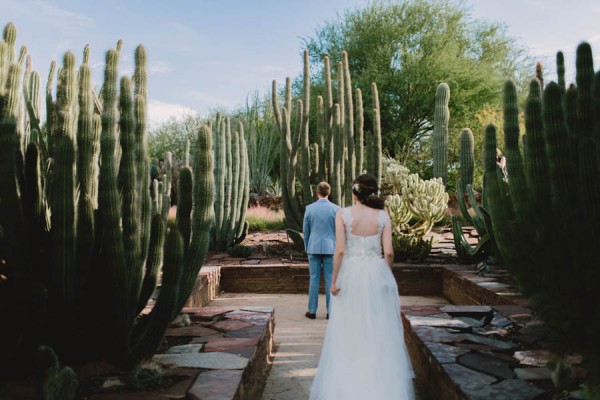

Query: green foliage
[
  {"left": 147, "top": 114, "right": 203, "bottom": 162},
  {"left": 36, "top": 346, "right": 78, "bottom": 400},
  {"left": 227, "top": 244, "right": 254, "bottom": 258},
  {"left": 392, "top": 235, "right": 433, "bottom": 263},
  {"left": 303, "top": 0, "right": 531, "bottom": 183},
  {"left": 129, "top": 363, "right": 163, "bottom": 390},
  {"left": 484, "top": 43, "right": 600, "bottom": 391}
]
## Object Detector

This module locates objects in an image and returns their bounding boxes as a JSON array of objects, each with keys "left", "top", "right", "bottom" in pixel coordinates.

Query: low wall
[
  {"left": 220, "top": 264, "right": 445, "bottom": 295},
  {"left": 185, "top": 266, "right": 222, "bottom": 308},
  {"left": 442, "top": 268, "right": 514, "bottom": 306}
]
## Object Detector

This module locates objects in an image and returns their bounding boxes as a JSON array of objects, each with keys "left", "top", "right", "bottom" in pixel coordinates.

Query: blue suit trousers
[{"left": 308, "top": 254, "right": 333, "bottom": 314}]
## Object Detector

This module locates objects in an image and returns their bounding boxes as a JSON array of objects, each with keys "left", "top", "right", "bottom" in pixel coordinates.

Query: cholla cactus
[
  {"left": 401, "top": 175, "right": 448, "bottom": 236},
  {"left": 380, "top": 157, "right": 410, "bottom": 195},
  {"left": 385, "top": 194, "right": 412, "bottom": 236},
  {"left": 383, "top": 160, "right": 448, "bottom": 262}
]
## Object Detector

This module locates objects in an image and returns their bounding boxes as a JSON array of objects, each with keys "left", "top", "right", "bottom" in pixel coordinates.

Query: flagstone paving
[{"left": 208, "top": 292, "right": 448, "bottom": 400}]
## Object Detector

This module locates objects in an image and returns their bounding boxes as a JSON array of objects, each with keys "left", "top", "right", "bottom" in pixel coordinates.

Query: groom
[{"left": 303, "top": 181, "right": 340, "bottom": 320}]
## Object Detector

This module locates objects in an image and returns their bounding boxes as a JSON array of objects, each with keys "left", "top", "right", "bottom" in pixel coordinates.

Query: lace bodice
[{"left": 342, "top": 207, "right": 388, "bottom": 259}]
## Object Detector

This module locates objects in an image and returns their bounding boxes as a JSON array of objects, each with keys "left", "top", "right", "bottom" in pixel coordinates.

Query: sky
[{"left": 1, "top": 0, "right": 599, "bottom": 126}]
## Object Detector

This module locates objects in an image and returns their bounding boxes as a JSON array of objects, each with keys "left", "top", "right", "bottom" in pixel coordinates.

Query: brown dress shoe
[
  {"left": 305, "top": 312, "right": 316, "bottom": 319},
  {"left": 327, "top": 313, "right": 329, "bottom": 320}
]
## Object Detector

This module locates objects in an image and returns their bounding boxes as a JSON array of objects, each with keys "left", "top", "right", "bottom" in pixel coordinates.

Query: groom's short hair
[{"left": 316, "top": 181, "right": 331, "bottom": 197}]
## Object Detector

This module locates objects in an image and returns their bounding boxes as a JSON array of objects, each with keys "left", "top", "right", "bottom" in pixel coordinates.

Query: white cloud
[
  {"left": 148, "top": 100, "right": 198, "bottom": 126},
  {"left": 32, "top": 1, "right": 95, "bottom": 28},
  {"left": 148, "top": 61, "right": 171, "bottom": 75}
]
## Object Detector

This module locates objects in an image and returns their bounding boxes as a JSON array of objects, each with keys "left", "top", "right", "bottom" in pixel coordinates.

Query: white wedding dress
[{"left": 309, "top": 208, "right": 416, "bottom": 400}]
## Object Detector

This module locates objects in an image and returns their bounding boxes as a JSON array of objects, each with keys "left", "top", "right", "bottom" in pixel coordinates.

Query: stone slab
[
  {"left": 210, "top": 319, "right": 254, "bottom": 332},
  {"left": 221, "top": 345, "right": 257, "bottom": 359},
  {"left": 189, "top": 307, "right": 237, "bottom": 319},
  {"left": 491, "top": 305, "right": 531, "bottom": 318},
  {"left": 442, "top": 363, "right": 497, "bottom": 391},
  {"left": 240, "top": 313, "right": 271, "bottom": 326},
  {"left": 204, "top": 337, "right": 260, "bottom": 352},
  {"left": 223, "top": 310, "right": 259, "bottom": 319},
  {"left": 242, "top": 306, "right": 274, "bottom": 313},
  {"left": 414, "top": 326, "right": 465, "bottom": 343},
  {"left": 514, "top": 368, "right": 553, "bottom": 380},
  {"left": 159, "top": 367, "right": 199, "bottom": 399},
  {"left": 491, "top": 312, "right": 513, "bottom": 328},
  {"left": 456, "top": 317, "right": 484, "bottom": 328},
  {"left": 223, "top": 325, "right": 266, "bottom": 339},
  {"left": 462, "top": 333, "right": 514, "bottom": 350},
  {"left": 461, "top": 379, "right": 545, "bottom": 400},
  {"left": 457, "top": 352, "right": 515, "bottom": 380},
  {"left": 166, "top": 344, "right": 204, "bottom": 354},
  {"left": 188, "top": 369, "right": 244, "bottom": 400},
  {"left": 513, "top": 350, "right": 556, "bottom": 367},
  {"left": 425, "top": 342, "right": 470, "bottom": 364},
  {"left": 439, "top": 305, "right": 493, "bottom": 320},
  {"left": 152, "top": 352, "right": 249, "bottom": 370},
  {"left": 190, "top": 334, "right": 223, "bottom": 344},
  {"left": 406, "top": 315, "right": 471, "bottom": 330},
  {"left": 166, "top": 326, "right": 221, "bottom": 337}
]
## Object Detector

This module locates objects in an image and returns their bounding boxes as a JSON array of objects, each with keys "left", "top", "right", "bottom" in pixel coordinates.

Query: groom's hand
[{"left": 330, "top": 284, "right": 340, "bottom": 296}]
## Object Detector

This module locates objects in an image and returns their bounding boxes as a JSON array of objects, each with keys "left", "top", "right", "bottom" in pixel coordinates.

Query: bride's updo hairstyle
[{"left": 351, "top": 174, "right": 385, "bottom": 209}]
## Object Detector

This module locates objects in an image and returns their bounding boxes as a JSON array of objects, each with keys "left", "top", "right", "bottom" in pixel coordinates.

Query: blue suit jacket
[{"left": 303, "top": 198, "right": 340, "bottom": 255}]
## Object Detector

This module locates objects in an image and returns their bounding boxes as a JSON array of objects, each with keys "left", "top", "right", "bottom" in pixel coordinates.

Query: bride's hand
[{"left": 330, "top": 283, "right": 340, "bottom": 296}]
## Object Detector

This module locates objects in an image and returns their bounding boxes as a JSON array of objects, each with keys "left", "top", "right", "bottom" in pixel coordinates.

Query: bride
[{"left": 309, "top": 174, "right": 416, "bottom": 400}]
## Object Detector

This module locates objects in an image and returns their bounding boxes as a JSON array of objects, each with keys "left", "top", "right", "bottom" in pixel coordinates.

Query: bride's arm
[
  {"left": 330, "top": 210, "right": 346, "bottom": 296},
  {"left": 382, "top": 211, "right": 394, "bottom": 268}
]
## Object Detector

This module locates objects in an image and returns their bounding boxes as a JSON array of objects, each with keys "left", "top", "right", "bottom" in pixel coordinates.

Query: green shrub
[{"left": 227, "top": 245, "right": 254, "bottom": 258}]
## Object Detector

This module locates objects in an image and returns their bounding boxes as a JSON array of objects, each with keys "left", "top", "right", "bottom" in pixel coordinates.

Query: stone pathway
[{"left": 209, "top": 293, "right": 449, "bottom": 400}]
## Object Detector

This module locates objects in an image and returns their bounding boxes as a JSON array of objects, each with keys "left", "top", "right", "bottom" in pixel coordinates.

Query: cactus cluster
[
  {"left": 211, "top": 113, "right": 250, "bottom": 250},
  {"left": 272, "top": 50, "right": 382, "bottom": 246},
  {"left": 0, "top": 23, "right": 214, "bottom": 372},
  {"left": 485, "top": 43, "right": 600, "bottom": 387},
  {"left": 382, "top": 158, "right": 448, "bottom": 262}
]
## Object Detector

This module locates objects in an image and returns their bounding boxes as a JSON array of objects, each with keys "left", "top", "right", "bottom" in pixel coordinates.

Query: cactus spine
[{"left": 432, "top": 83, "right": 449, "bottom": 183}]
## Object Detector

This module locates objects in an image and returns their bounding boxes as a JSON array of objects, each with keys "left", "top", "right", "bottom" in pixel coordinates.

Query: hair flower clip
[{"left": 352, "top": 183, "right": 360, "bottom": 193}]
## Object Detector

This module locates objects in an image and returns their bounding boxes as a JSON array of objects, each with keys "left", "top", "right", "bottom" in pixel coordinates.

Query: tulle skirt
[{"left": 309, "top": 255, "right": 416, "bottom": 400}]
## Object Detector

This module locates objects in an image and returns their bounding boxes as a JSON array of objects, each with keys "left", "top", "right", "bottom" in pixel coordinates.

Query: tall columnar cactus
[
  {"left": 451, "top": 128, "right": 496, "bottom": 262},
  {"left": 459, "top": 128, "right": 474, "bottom": 192},
  {"left": 483, "top": 42, "right": 600, "bottom": 389},
  {"left": 432, "top": 83, "right": 450, "bottom": 183},
  {"left": 0, "top": 24, "right": 214, "bottom": 373},
  {"left": 272, "top": 50, "right": 383, "bottom": 246},
  {"left": 456, "top": 141, "right": 490, "bottom": 268},
  {"left": 211, "top": 115, "right": 249, "bottom": 250}
]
